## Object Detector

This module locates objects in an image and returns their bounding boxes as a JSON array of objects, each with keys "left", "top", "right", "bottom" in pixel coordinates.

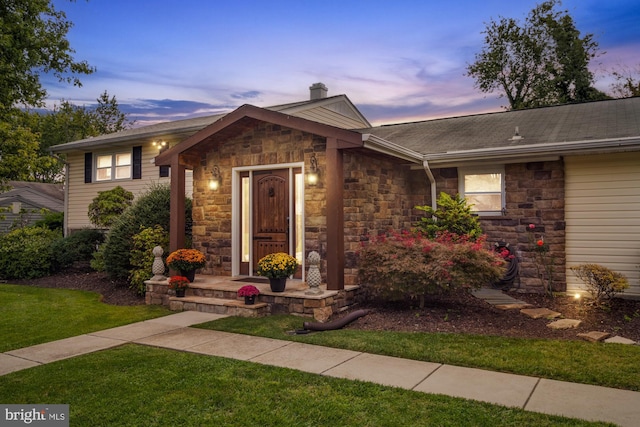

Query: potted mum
[
  {"left": 257, "top": 252, "right": 298, "bottom": 292},
  {"left": 237, "top": 285, "right": 260, "bottom": 305},
  {"left": 168, "top": 275, "right": 189, "bottom": 297},
  {"left": 166, "top": 249, "right": 206, "bottom": 282}
]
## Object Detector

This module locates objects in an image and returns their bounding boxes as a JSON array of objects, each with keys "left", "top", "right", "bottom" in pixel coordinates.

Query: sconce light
[
  {"left": 209, "top": 166, "right": 221, "bottom": 191},
  {"left": 307, "top": 153, "right": 319, "bottom": 185},
  {"left": 152, "top": 140, "right": 167, "bottom": 152}
]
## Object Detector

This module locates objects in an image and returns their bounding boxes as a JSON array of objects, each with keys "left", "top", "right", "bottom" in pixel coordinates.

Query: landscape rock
[
  {"left": 547, "top": 319, "right": 582, "bottom": 330},
  {"left": 577, "top": 331, "right": 611, "bottom": 342},
  {"left": 520, "top": 308, "right": 562, "bottom": 319},
  {"left": 495, "top": 303, "right": 532, "bottom": 310},
  {"left": 604, "top": 336, "right": 637, "bottom": 345}
]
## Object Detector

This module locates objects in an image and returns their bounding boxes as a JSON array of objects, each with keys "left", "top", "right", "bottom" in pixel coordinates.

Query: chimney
[{"left": 309, "top": 82, "right": 328, "bottom": 100}]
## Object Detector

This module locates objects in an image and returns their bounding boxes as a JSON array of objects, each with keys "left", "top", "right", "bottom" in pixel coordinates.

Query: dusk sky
[{"left": 44, "top": 0, "right": 640, "bottom": 127}]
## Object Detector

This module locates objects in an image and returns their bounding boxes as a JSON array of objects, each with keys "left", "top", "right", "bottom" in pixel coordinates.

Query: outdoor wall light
[
  {"left": 152, "top": 140, "right": 167, "bottom": 152},
  {"left": 307, "top": 153, "right": 319, "bottom": 185},
  {"left": 209, "top": 166, "right": 221, "bottom": 191}
]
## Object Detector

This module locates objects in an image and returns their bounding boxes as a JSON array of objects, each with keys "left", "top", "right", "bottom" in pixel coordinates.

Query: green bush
[
  {"left": 102, "top": 184, "right": 192, "bottom": 281},
  {"left": 34, "top": 211, "right": 64, "bottom": 232},
  {"left": 129, "top": 225, "right": 169, "bottom": 295},
  {"left": 50, "top": 228, "right": 105, "bottom": 272},
  {"left": 88, "top": 185, "right": 134, "bottom": 228},
  {"left": 415, "top": 192, "right": 483, "bottom": 240},
  {"left": 0, "top": 226, "right": 61, "bottom": 279},
  {"left": 570, "top": 263, "right": 629, "bottom": 305},
  {"left": 358, "top": 230, "right": 505, "bottom": 308}
]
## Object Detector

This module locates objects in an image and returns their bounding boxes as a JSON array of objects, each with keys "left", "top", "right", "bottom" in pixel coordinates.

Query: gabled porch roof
[{"left": 155, "top": 104, "right": 365, "bottom": 291}]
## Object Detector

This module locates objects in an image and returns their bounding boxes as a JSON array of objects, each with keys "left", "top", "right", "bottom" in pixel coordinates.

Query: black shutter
[
  {"left": 133, "top": 146, "right": 142, "bottom": 179},
  {"left": 84, "top": 153, "right": 92, "bottom": 183},
  {"left": 159, "top": 165, "right": 170, "bottom": 177}
]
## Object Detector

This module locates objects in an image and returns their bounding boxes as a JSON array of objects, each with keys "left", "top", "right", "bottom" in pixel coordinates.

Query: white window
[
  {"left": 459, "top": 166, "right": 504, "bottom": 215},
  {"left": 96, "top": 152, "right": 131, "bottom": 181}
]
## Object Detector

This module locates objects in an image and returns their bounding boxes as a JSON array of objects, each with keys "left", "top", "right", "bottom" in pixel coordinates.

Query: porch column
[
  {"left": 169, "top": 155, "right": 186, "bottom": 253},
  {"left": 325, "top": 138, "right": 344, "bottom": 290}
]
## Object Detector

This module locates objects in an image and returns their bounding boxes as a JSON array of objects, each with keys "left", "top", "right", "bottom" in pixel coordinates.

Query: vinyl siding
[
  {"left": 65, "top": 145, "right": 193, "bottom": 231},
  {"left": 565, "top": 152, "right": 640, "bottom": 296},
  {"left": 292, "top": 107, "right": 367, "bottom": 129}
]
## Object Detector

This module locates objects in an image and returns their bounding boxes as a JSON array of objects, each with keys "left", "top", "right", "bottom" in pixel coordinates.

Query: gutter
[
  {"left": 424, "top": 136, "right": 640, "bottom": 167},
  {"left": 361, "top": 134, "right": 422, "bottom": 163}
]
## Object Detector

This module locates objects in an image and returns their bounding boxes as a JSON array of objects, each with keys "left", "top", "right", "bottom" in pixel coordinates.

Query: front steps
[
  {"left": 168, "top": 296, "right": 269, "bottom": 317},
  {"left": 146, "top": 275, "right": 361, "bottom": 320}
]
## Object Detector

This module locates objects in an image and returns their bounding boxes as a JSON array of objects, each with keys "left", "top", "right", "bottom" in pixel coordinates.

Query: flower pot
[
  {"left": 244, "top": 295, "right": 256, "bottom": 305},
  {"left": 180, "top": 270, "right": 196, "bottom": 283},
  {"left": 175, "top": 288, "right": 186, "bottom": 298},
  {"left": 269, "top": 277, "right": 287, "bottom": 292}
]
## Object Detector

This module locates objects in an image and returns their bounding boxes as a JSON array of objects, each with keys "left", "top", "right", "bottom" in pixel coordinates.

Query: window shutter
[
  {"left": 159, "top": 165, "right": 170, "bottom": 177},
  {"left": 84, "top": 153, "right": 92, "bottom": 183},
  {"left": 133, "top": 146, "right": 142, "bottom": 179}
]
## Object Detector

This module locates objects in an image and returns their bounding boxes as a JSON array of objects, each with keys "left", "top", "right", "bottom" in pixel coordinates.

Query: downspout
[{"left": 422, "top": 159, "right": 437, "bottom": 211}]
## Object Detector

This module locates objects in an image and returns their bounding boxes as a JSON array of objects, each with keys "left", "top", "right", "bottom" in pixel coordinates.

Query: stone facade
[
  {"left": 433, "top": 160, "right": 566, "bottom": 292},
  {"left": 187, "top": 118, "right": 565, "bottom": 293},
  {"left": 342, "top": 150, "right": 429, "bottom": 285}
]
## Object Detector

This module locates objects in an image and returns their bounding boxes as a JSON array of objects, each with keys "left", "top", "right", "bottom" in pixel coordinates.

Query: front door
[{"left": 252, "top": 169, "right": 289, "bottom": 273}]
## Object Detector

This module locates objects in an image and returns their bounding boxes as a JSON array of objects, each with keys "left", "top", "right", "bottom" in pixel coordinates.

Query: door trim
[{"left": 231, "top": 162, "right": 306, "bottom": 278}]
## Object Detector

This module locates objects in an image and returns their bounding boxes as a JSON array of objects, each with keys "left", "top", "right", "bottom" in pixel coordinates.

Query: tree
[
  {"left": 0, "top": 0, "right": 94, "bottom": 112},
  {"left": 1, "top": 92, "right": 134, "bottom": 184},
  {"left": 467, "top": 0, "right": 608, "bottom": 110},
  {"left": 610, "top": 65, "right": 640, "bottom": 98}
]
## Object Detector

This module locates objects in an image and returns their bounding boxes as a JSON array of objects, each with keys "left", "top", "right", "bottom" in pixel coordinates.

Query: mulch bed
[
  {"left": 345, "top": 289, "right": 640, "bottom": 342},
  {"left": 7, "top": 268, "right": 640, "bottom": 342}
]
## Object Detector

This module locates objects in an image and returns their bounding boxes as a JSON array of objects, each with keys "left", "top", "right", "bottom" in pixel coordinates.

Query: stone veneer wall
[
  {"left": 343, "top": 150, "right": 430, "bottom": 286},
  {"left": 433, "top": 160, "right": 566, "bottom": 292},
  {"left": 189, "top": 122, "right": 328, "bottom": 277}
]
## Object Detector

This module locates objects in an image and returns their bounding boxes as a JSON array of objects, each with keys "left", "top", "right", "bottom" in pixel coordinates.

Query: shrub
[
  {"left": 34, "top": 211, "right": 64, "bottom": 232},
  {"left": 129, "top": 225, "right": 169, "bottom": 295},
  {"left": 88, "top": 185, "right": 134, "bottom": 228},
  {"left": 102, "top": 184, "right": 192, "bottom": 281},
  {"left": 358, "top": 230, "right": 505, "bottom": 307},
  {"left": 415, "top": 192, "right": 483, "bottom": 241},
  {"left": 50, "top": 228, "right": 105, "bottom": 272},
  {"left": 0, "top": 226, "right": 61, "bottom": 279},
  {"left": 570, "top": 263, "right": 629, "bottom": 305}
]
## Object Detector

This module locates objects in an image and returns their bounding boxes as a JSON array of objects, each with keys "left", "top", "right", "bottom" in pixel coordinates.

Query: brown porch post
[
  {"left": 325, "top": 138, "right": 344, "bottom": 290},
  {"left": 169, "top": 155, "right": 186, "bottom": 253}
]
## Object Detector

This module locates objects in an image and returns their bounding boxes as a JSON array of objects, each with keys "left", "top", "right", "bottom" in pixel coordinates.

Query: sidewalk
[{"left": 2, "top": 311, "right": 639, "bottom": 426}]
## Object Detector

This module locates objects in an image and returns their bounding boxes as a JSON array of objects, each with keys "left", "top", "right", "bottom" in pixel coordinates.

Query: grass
[
  {"left": 0, "top": 344, "right": 611, "bottom": 426},
  {"left": 0, "top": 284, "right": 170, "bottom": 352},
  {"left": 195, "top": 314, "right": 640, "bottom": 391}
]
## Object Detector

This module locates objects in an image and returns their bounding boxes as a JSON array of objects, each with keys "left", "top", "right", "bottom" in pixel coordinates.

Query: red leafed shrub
[{"left": 357, "top": 230, "right": 505, "bottom": 307}]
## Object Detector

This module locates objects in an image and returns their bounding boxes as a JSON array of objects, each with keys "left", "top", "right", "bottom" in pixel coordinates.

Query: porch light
[
  {"left": 209, "top": 166, "right": 221, "bottom": 191},
  {"left": 307, "top": 153, "right": 319, "bottom": 185}
]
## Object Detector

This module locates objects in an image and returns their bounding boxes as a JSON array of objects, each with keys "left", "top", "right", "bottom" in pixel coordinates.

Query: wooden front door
[{"left": 252, "top": 169, "right": 289, "bottom": 273}]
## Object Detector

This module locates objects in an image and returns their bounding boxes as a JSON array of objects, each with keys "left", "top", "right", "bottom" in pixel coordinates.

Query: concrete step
[{"left": 168, "top": 296, "right": 269, "bottom": 318}]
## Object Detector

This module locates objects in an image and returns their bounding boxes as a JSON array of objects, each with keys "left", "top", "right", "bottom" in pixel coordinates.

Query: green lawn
[
  {"left": 0, "top": 344, "right": 610, "bottom": 426},
  {"left": 0, "top": 284, "right": 170, "bottom": 352},
  {"left": 195, "top": 314, "right": 640, "bottom": 392}
]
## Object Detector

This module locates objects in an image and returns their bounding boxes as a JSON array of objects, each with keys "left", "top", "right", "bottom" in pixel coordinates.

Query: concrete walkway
[{"left": 2, "top": 311, "right": 639, "bottom": 426}]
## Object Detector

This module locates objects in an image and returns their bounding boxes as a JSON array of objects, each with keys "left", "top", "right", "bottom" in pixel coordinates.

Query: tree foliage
[
  {"left": 415, "top": 192, "right": 483, "bottom": 241},
  {"left": 0, "top": 0, "right": 94, "bottom": 111},
  {"left": 609, "top": 65, "right": 640, "bottom": 98},
  {"left": 88, "top": 186, "right": 135, "bottom": 228},
  {"left": 358, "top": 231, "right": 504, "bottom": 308},
  {"left": 467, "top": 0, "right": 608, "bottom": 110}
]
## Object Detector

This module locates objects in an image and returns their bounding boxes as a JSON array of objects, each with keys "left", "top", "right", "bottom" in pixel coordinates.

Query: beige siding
[
  {"left": 65, "top": 146, "right": 192, "bottom": 231},
  {"left": 293, "top": 107, "right": 367, "bottom": 129},
  {"left": 565, "top": 152, "right": 640, "bottom": 296}
]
